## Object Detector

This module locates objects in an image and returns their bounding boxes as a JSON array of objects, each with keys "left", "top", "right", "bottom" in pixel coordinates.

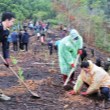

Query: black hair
[
  {"left": 80, "top": 61, "right": 89, "bottom": 68},
  {"left": 24, "top": 29, "right": 27, "bottom": 32},
  {"left": 95, "top": 58, "right": 102, "bottom": 67},
  {"left": 1, "top": 12, "right": 15, "bottom": 21},
  {"left": 41, "top": 33, "right": 45, "bottom": 36}
]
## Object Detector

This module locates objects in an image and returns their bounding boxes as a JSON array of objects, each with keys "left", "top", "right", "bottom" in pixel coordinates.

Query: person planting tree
[
  {"left": 58, "top": 29, "right": 83, "bottom": 86},
  {"left": 68, "top": 60, "right": 110, "bottom": 104}
]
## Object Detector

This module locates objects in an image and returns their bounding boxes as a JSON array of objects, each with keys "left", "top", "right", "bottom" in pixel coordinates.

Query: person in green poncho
[{"left": 58, "top": 29, "right": 83, "bottom": 84}]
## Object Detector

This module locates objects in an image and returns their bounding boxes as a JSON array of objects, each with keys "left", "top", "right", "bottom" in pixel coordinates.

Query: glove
[
  {"left": 71, "top": 63, "right": 75, "bottom": 68},
  {"left": 80, "top": 92, "right": 88, "bottom": 96},
  {"left": 68, "top": 90, "right": 76, "bottom": 95},
  {"left": 78, "top": 49, "right": 83, "bottom": 55}
]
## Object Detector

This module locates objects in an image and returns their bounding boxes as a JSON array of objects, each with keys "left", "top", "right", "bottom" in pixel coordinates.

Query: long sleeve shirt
[
  {"left": 74, "top": 60, "right": 110, "bottom": 94},
  {"left": 0, "top": 23, "right": 10, "bottom": 59}
]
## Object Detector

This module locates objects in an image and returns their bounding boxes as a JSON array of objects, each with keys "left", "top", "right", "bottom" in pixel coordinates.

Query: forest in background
[
  {"left": 0, "top": 0, "right": 110, "bottom": 53},
  {"left": 52, "top": 0, "right": 110, "bottom": 53},
  {"left": 0, "top": 0, "right": 56, "bottom": 22}
]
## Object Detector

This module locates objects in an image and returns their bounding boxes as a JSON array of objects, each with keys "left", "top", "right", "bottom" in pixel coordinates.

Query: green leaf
[
  {"left": 11, "top": 56, "right": 18, "bottom": 65},
  {"left": 18, "top": 67, "right": 24, "bottom": 80}
]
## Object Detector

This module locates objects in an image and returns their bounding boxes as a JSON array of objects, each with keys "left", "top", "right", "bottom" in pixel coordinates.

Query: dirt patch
[{"left": 0, "top": 33, "right": 109, "bottom": 110}]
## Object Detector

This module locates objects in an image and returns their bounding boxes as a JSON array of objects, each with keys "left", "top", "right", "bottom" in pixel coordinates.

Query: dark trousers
[
  {"left": 22, "top": 43, "right": 28, "bottom": 51},
  {"left": 48, "top": 43, "right": 53, "bottom": 55},
  {"left": 13, "top": 41, "right": 18, "bottom": 51},
  {"left": 54, "top": 45, "right": 58, "bottom": 52},
  {"left": 62, "top": 72, "right": 75, "bottom": 83},
  {"left": 100, "top": 87, "right": 110, "bottom": 99},
  {"left": 19, "top": 42, "right": 23, "bottom": 50}
]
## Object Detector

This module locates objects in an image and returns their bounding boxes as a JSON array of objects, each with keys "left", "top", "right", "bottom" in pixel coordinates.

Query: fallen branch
[{"left": 32, "top": 62, "right": 57, "bottom": 65}]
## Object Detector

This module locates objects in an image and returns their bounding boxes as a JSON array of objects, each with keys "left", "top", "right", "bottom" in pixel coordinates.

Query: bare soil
[{"left": 0, "top": 33, "right": 110, "bottom": 110}]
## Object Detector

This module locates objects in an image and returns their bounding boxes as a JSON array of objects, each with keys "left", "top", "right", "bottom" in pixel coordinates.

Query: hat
[{"left": 69, "top": 29, "right": 79, "bottom": 39}]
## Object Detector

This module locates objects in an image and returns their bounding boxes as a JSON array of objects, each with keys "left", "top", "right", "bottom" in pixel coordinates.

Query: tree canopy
[
  {"left": 0, "top": 0, "right": 56, "bottom": 21},
  {"left": 0, "top": 0, "right": 110, "bottom": 52},
  {"left": 52, "top": 0, "right": 110, "bottom": 52}
]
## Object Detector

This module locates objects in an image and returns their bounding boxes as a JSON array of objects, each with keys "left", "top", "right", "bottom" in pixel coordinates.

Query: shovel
[
  {"left": 63, "top": 54, "right": 80, "bottom": 90},
  {"left": 0, "top": 55, "right": 40, "bottom": 98}
]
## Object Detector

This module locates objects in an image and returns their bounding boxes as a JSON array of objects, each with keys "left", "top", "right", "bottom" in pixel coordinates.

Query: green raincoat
[{"left": 58, "top": 35, "right": 83, "bottom": 75}]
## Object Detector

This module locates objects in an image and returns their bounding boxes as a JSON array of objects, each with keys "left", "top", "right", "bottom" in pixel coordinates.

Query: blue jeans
[{"left": 100, "top": 87, "right": 110, "bottom": 99}]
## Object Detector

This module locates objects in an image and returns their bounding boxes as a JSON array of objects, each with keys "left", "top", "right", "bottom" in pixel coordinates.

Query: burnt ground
[{"left": 0, "top": 33, "right": 110, "bottom": 110}]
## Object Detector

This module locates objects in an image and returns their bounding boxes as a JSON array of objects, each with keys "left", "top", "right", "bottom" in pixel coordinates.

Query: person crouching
[{"left": 68, "top": 60, "right": 110, "bottom": 101}]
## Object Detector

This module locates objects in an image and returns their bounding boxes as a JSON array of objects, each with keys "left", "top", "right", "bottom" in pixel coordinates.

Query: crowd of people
[{"left": 8, "top": 29, "right": 30, "bottom": 52}]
